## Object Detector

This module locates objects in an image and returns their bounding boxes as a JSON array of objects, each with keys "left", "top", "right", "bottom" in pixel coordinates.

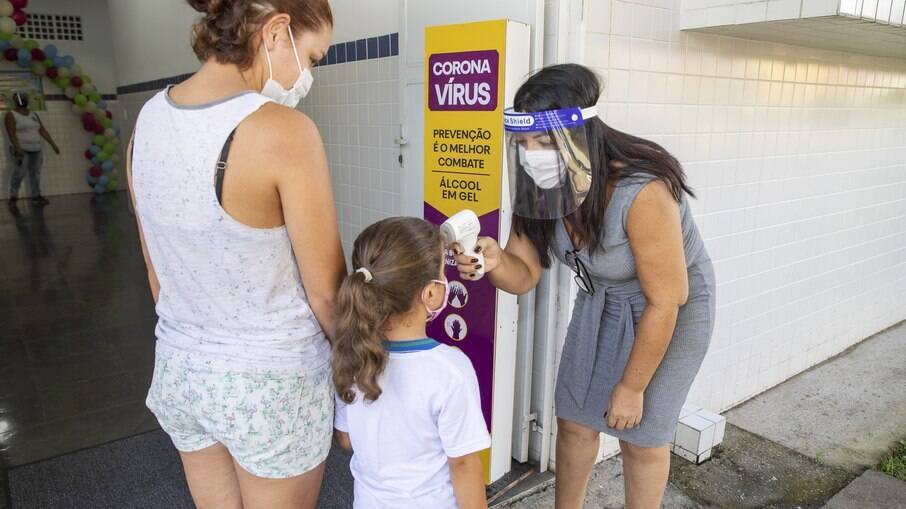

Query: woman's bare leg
[
  {"left": 179, "top": 443, "right": 243, "bottom": 509},
  {"left": 554, "top": 418, "right": 600, "bottom": 509},
  {"left": 234, "top": 460, "right": 326, "bottom": 509},
  {"left": 619, "top": 440, "right": 670, "bottom": 509}
]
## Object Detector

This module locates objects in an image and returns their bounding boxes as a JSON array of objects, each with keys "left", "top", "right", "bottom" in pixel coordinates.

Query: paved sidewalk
[
  {"left": 511, "top": 321, "right": 906, "bottom": 508},
  {"left": 726, "top": 322, "right": 906, "bottom": 473}
]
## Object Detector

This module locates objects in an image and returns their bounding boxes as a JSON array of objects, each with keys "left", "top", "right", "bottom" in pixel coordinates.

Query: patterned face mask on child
[{"left": 423, "top": 278, "right": 450, "bottom": 322}]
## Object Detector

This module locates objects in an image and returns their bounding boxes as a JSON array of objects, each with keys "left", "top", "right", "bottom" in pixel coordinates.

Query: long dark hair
[
  {"left": 332, "top": 217, "right": 443, "bottom": 404},
  {"left": 512, "top": 64, "right": 694, "bottom": 267}
]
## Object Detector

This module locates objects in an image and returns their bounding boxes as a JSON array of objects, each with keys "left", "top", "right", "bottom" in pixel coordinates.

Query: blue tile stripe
[
  {"left": 45, "top": 93, "right": 117, "bottom": 101},
  {"left": 116, "top": 31, "right": 399, "bottom": 96},
  {"left": 116, "top": 73, "right": 194, "bottom": 95},
  {"left": 319, "top": 32, "right": 399, "bottom": 67}
]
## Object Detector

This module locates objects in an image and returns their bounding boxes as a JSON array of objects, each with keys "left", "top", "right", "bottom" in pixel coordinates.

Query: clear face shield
[{"left": 504, "top": 106, "right": 597, "bottom": 220}]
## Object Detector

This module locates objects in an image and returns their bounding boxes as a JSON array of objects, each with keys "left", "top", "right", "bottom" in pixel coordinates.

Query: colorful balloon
[
  {"left": 0, "top": 2, "right": 12, "bottom": 17},
  {"left": 94, "top": 184, "right": 105, "bottom": 194},
  {"left": 104, "top": 128, "right": 116, "bottom": 139},
  {"left": 9, "top": 34, "right": 22, "bottom": 48},
  {"left": 88, "top": 92, "right": 101, "bottom": 103},
  {"left": 62, "top": 55, "right": 73, "bottom": 67},
  {"left": 89, "top": 166, "right": 102, "bottom": 178},
  {"left": 64, "top": 86, "right": 77, "bottom": 98},
  {"left": 100, "top": 117, "right": 112, "bottom": 129},
  {"left": 98, "top": 175, "right": 109, "bottom": 186},
  {"left": 29, "top": 47, "right": 43, "bottom": 60},
  {"left": 70, "top": 75, "right": 82, "bottom": 87},
  {"left": 16, "top": 47, "right": 28, "bottom": 61},
  {"left": 101, "top": 161, "right": 114, "bottom": 172},
  {"left": 45, "top": 66, "right": 57, "bottom": 79},
  {"left": 0, "top": 30, "right": 10, "bottom": 41},
  {"left": 52, "top": 56, "right": 63, "bottom": 67},
  {"left": 2, "top": 47, "right": 16, "bottom": 61},
  {"left": 10, "top": 0, "right": 27, "bottom": 10},
  {"left": 97, "top": 151, "right": 109, "bottom": 162},
  {"left": 69, "top": 63, "right": 81, "bottom": 75},
  {"left": 11, "top": 10, "right": 26, "bottom": 26},
  {"left": 86, "top": 175, "right": 98, "bottom": 186},
  {"left": 23, "top": 39, "right": 36, "bottom": 50},
  {"left": 43, "top": 43, "right": 56, "bottom": 58},
  {"left": 57, "top": 66, "right": 70, "bottom": 78},
  {"left": 89, "top": 144, "right": 101, "bottom": 154},
  {"left": 73, "top": 94, "right": 87, "bottom": 106},
  {"left": 0, "top": 39, "right": 8, "bottom": 50},
  {"left": 29, "top": 60, "right": 44, "bottom": 75},
  {"left": 93, "top": 134, "right": 105, "bottom": 146},
  {"left": 84, "top": 101, "right": 97, "bottom": 113}
]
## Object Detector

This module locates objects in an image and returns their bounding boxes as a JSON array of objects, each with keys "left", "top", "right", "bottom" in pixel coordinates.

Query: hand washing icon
[{"left": 448, "top": 281, "right": 468, "bottom": 308}]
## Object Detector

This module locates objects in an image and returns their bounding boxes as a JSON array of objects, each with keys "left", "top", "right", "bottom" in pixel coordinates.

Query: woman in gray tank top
[{"left": 455, "top": 64, "right": 715, "bottom": 509}]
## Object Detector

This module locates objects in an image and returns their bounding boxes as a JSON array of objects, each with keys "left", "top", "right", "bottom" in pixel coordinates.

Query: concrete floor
[{"left": 726, "top": 322, "right": 906, "bottom": 474}]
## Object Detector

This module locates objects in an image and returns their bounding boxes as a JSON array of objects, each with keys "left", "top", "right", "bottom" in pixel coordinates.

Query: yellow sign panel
[{"left": 424, "top": 20, "right": 507, "bottom": 219}]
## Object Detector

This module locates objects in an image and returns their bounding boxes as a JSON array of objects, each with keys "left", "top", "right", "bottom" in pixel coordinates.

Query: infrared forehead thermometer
[{"left": 440, "top": 209, "right": 485, "bottom": 279}]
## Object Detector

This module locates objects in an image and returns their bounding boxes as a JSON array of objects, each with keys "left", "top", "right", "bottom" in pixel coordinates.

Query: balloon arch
[{"left": 0, "top": 0, "right": 119, "bottom": 194}]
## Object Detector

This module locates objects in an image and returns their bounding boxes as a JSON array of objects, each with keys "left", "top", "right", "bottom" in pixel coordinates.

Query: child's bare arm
[
  {"left": 448, "top": 452, "right": 487, "bottom": 509},
  {"left": 335, "top": 430, "right": 352, "bottom": 452}
]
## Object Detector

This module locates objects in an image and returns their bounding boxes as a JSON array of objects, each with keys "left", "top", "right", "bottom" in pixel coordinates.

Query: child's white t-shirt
[{"left": 334, "top": 338, "right": 490, "bottom": 509}]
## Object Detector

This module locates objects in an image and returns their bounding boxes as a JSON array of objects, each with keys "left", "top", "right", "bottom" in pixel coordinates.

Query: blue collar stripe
[{"left": 383, "top": 338, "right": 440, "bottom": 352}]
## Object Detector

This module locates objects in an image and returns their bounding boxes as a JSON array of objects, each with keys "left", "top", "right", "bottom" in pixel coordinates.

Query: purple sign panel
[
  {"left": 424, "top": 203, "right": 499, "bottom": 430},
  {"left": 428, "top": 50, "right": 499, "bottom": 111}
]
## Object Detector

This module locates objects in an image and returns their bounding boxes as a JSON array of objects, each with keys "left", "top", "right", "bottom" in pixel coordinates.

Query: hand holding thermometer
[{"left": 440, "top": 209, "right": 485, "bottom": 279}]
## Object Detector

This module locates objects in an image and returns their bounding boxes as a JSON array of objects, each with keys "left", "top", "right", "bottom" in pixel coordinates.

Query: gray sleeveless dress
[{"left": 553, "top": 172, "right": 715, "bottom": 447}]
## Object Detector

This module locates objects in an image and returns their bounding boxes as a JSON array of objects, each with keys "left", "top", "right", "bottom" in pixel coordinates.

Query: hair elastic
[{"left": 355, "top": 267, "right": 373, "bottom": 283}]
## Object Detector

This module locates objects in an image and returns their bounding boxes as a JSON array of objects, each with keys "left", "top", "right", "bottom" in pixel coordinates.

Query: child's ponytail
[{"left": 332, "top": 217, "right": 444, "bottom": 404}]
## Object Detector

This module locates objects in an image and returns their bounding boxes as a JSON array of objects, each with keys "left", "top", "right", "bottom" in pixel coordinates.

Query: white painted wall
[
  {"left": 27, "top": 0, "right": 119, "bottom": 94},
  {"left": 329, "top": 0, "right": 398, "bottom": 41},
  {"left": 106, "top": 0, "right": 198, "bottom": 88},
  {"left": 576, "top": 0, "right": 906, "bottom": 418}
]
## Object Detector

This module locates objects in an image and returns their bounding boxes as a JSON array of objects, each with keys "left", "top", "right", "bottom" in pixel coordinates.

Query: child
[{"left": 332, "top": 217, "right": 490, "bottom": 509}]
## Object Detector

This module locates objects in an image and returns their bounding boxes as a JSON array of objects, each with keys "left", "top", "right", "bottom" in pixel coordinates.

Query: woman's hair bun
[{"left": 186, "top": 0, "right": 223, "bottom": 15}]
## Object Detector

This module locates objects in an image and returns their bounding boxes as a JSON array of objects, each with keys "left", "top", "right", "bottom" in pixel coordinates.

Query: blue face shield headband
[{"left": 504, "top": 106, "right": 597, "bottom": 220}]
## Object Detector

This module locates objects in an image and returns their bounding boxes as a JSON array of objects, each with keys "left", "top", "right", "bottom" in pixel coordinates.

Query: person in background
[
  {"left": 5, "top": 91, "right": 59, "bottom": 206},
  {"left": 456, "top": 64, "right": 715, "bottom": 509},
  {"left": 128, "top": 0, "right": 342, "bottom": 508},
  {"left": 332, "top": 217, "right": 490, "bottom": 509}
]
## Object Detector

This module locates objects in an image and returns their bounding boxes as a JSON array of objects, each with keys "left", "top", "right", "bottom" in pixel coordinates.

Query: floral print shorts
[{"left": 146, "top": 350, "right": 333, "bottom": 479}]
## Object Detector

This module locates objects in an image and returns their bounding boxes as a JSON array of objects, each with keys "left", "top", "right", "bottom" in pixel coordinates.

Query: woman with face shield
[
  {"left": 455, "top": 64, "right": 716, "bottom": 509},
  {"left": 4, "top": 91, "right": 60, "bottom": 206},
  {"left": 127, "top": 1, "right": 343, "bottom": 507}
]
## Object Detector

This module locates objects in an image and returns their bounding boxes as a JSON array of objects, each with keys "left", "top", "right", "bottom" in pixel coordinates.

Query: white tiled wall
[
  {"left": 300, "top": 57, "right": 402, "bottom": 258},
  {"left": 0, "top": 99, "right": 121, "bottom": 199},
  {"left": 583, "top": 0, "right": 906, "bottom": 412}
]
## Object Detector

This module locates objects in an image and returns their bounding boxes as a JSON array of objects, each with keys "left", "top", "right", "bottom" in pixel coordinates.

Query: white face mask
[
  {"left": 261, "top": 25, "right": 313, "bottom": 108},
  {"left": 519, "top": 146, "right": 566, "bottom": 189}
]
